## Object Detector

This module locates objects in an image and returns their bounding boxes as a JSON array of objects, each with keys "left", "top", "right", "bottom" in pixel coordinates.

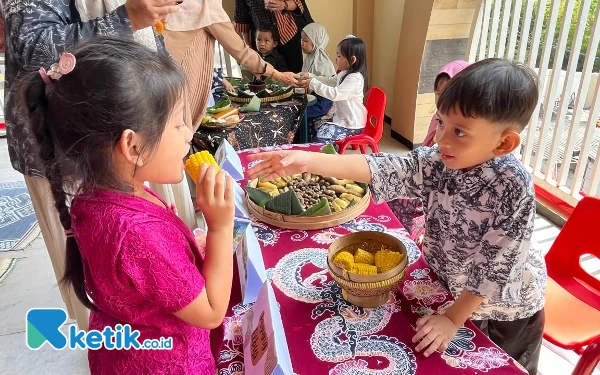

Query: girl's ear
[
  {"left": 117, "top": 129, "right": 145, "bottom": 167},
  {"left": 350, "top": 56, "right": 357, "bottom": 65}
]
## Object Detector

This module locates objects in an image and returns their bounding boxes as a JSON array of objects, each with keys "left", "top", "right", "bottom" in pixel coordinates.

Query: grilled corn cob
[
  {"left": 354, "top": 248, "right": 375, "bottom": 265},
  {"left": 350, "top": 263, "right": 378, "bottom": 275},
  {"left": 333, "top": 251, "right": 355, "bottom": 271},
  {"left": 185, "top": 151, "right": 220, "bottom": 183},
  {"left": 375, "top": 249, "right": 405, "bottom": 272}
]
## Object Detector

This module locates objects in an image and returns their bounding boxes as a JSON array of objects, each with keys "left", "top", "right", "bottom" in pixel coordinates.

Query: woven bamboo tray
[
  {"left": 327, "top": 231, "right": 408, "bottom": 308},
  {"left": 228, "top": 89, "right": 293, "bottom": 103},
  {"left": 246, "top": 190, "right": 370, "bottom": 230}
]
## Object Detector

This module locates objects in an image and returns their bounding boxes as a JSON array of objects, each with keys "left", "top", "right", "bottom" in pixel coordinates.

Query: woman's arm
[
  {"left": 208, "top": 22, "right": 298, "bottom": 85},
  {"left": 208, "top": 22, "right": 274, "bottom": 77}
]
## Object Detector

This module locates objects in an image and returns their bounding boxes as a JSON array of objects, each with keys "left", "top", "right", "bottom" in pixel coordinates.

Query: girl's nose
[{"left": 184, "top": 126, "right": 193, "bottom": 143}]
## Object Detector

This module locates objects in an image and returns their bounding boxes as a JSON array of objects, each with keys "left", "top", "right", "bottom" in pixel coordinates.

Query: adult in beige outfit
[
  {"left": 152, "top": 0, "right": 298, "bottom": 231},
  {"left": 2, "top": 0, "right": 180, "bottom": 330},
  {"left": 163, "top": 0, "right": 299, "bottom": 131}
]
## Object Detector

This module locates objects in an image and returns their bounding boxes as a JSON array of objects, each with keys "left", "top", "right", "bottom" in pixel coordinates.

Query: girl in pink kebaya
[{"left": 19, "top": 36, "right": 234, "bottom": 374}]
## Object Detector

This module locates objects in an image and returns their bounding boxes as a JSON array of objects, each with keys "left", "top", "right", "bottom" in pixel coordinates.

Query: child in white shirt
[{"left": 299, "top": 36, "right": 368, "bottom": 143}]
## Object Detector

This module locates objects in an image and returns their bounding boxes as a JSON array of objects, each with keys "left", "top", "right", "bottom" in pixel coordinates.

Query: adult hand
[
  {"left": 125, "top": 0, "right": 181, "bottom": 32},
  {"left": 265, "top": 0, "right": 285, "bottom": 12},
  {"left": 222, "top": 78, "right": 234, "bottom": 92},
  {"left": 246, "top": 150, "right": 311, "bottom": 181},
  {"left": 273, "top": 71, "right": 299, "bottom": 86},
  {"left": 412, "top": 314, "right": 458, "bottom": 357},
  {"left": 195, "top": 164, "right": 235, "bottom": 231}
]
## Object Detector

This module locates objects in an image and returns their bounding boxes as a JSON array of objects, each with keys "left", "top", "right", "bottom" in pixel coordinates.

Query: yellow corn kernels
[
  {"left": 375, "top": 249, "right": 405, "bottom": 272},
  {"left": 354, "top": 248, "right": 375, "bottom": 265},
  {"left": 333, "top": 251, "right": 355, "bottom": 271},
  {"left": 350, "top": 263, "right": 378, "bottom": 275},
  {"left": 185, "top": 151, "right": 220, "bottom": 183}
]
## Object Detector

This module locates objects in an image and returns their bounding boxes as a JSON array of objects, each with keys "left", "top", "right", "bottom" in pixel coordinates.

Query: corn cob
[
  {"left": 375, "top": 249, "right": 405, "bottom": 272},
  {"left": 333, "top": 251, "right": 355, "bottom": 271},
  {"left": 350, "top": 263, "right": 378, "bottom": 275},
  {"left": 354, "top": 248, "right": 375, "bottom": 265},
  {"left": 185, "top": 151, "right": 220, "bottom": 183}
]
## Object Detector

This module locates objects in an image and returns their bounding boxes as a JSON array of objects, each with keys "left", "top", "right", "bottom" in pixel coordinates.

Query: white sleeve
[{"left": 309, "top": 73, "right": 362, "bottom": 101}]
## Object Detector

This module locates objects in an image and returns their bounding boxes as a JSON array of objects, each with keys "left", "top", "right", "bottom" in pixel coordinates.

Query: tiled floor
[{"left": 0, "top": 129, "right": 598, "bottom": 375}]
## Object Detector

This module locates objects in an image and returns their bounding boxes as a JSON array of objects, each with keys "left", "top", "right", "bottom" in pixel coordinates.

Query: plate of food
[
  {"left": 244, "top": 145, "right": 370, "bottom": 230},
  {"left": 225, "top": 76, "right": 294, "bottom": 103}
]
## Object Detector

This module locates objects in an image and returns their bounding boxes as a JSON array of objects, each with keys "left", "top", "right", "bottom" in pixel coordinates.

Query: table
[
  {"left": 215, "top": 144, "right": 528, "bottom": 375},
  {"left": 193, "top": 94, "right": 308, "bottom": 154}
]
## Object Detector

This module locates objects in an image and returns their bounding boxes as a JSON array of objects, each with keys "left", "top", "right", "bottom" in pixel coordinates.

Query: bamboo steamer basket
[
  {"left": 246, "top": 181, "right": 371, "bottom": 230},
  {"left": 327, "top": 231, "right": 408, "bottom": 308}
]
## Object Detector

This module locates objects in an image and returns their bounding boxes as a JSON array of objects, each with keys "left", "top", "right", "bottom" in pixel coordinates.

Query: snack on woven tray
[
  {"left": 334, "top": 246, "right": 405, "bottom": 275},
  {"left": 185, "top": 151, "right": 220, "bottom": 183}
]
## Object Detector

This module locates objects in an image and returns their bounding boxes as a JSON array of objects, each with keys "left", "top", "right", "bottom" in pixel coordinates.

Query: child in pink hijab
[{"left": 422, "top": 60, "right": 470, "bottom": 147}]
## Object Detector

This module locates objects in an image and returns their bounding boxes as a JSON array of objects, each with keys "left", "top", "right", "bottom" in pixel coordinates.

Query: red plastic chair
[
  {"left": 572, "top": 334, "right": 600, "bottom": 375},
  {"left": 334, "top": 87, "right": 387, "bottom": 154},
  {"left": 543, "top": 196, "right": 600, "bottom": 360}
]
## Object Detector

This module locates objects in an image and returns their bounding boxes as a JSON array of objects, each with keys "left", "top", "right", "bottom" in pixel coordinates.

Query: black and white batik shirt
[{"left": 365, "top": 146, "right": 546, "bottom": 321}]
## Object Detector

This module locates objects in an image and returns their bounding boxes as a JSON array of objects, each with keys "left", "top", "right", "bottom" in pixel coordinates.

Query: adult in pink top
[{"left": 422, "top": 60, "right": 470, "bottom": 147}]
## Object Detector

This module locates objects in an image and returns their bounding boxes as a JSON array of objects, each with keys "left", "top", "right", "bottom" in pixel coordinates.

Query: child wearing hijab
[
  {"left": 422, "top": 60, "right": 470, "bottom": 147},
  {"left": 300, "top": 23, "right": 336, "bottom": 120}
]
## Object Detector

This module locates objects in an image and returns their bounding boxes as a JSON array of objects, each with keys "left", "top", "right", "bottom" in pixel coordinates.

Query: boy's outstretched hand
[
  {"left": 412, "top": 314, "right": 458, "bottom": 357},
  {"left": 246, "top": 150, "right": 310, "bottom": 181}
]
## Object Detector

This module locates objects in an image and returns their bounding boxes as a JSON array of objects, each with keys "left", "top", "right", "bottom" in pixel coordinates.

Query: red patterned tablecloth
[{"left": 215, "top": 144, "right": 528, "bottom": 375}]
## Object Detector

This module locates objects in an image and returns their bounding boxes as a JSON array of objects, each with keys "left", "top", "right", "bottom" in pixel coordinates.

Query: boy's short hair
[
  {"left": 437, "top": 58, "right": 539, "bottom": 130},
  {"left": 256, "top": 24, "right": 280, "bottom": 43}
]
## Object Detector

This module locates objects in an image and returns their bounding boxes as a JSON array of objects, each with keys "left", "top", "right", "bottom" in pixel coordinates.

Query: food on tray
[
  {"left": 184, "top": 151, "right": 220, "bottom": 182},
  {"left": 206, "top": 98, "right": 232, "bottom": 114},
  {"left": 333, "top": 247, "right": 405, "bottom": 275},
  {"left": 225, "top": 77, "right": 293, "bottom": 99},
  {"left": 375, "top": 249, "right": 405, "bottom": 272},
  {"left": 202, "top": 100, "right": 243, "bottom": 126},
  {"left": 240, "top": 95, "right": 261, "bottom": 112},
  {"left": 351, "top": 263, "right": 378, "bottom": 275},
  {"left": 246, "top": 173, "right": 367, "bottom": 215},
  {"left": 354, "top": 248, "right": 375, "bottom": 265},
  {"left": 332, "top": 251, "right": 354, "bottom": 270}
]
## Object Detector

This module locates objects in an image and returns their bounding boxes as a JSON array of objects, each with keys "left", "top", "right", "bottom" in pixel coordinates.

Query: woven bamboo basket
[
  {"left": 327, "top": 231, "right": 408, "bottom": 308},
  {"left": 228, "top": 89, "right": 294, "bottom": 103},
  {"left": 246, "top": 189, "right": 370, "bottom": 230}
]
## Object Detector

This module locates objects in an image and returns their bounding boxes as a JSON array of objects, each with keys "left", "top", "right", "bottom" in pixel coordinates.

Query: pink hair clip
[{"left": 39, "top": 52, "right": 77, "bottom": 84}]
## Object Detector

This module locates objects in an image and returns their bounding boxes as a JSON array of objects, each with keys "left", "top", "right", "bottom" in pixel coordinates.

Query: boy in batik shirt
[{"left": 245, "top": 58, "right": 547, "bottom": 375}]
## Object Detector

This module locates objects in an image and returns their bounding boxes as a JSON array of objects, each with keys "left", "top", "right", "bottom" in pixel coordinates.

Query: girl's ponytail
[{"left": 23, "top": 75, "right": 95, "bottom": 310}]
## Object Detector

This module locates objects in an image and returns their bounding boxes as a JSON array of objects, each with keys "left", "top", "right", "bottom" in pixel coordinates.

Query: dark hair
[
  {"left": 434, "top": 73, "right": 450, "bottom": 92},
  {"left": 20, "top": 36, "right": 185, "bottom": 309},
  {"left": 256, "top": 24, "right": 280, "bottom": 44},
  {"left": 437, "top": 58, "right": 539, "bottom": 129},
  {"left": 337, "top": 37, "right": 369, "bottom": 94}
]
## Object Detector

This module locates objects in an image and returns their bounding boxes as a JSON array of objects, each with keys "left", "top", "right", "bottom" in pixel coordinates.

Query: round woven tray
[
  {"left": 246, "top": 190, "right": 370, "bottom": 230},
  {"left": 327, "top": 231, "right": 409, "bottom": 308},
  {"left": 228, "top": 90, "right": 294, "bottom": 103},
  {"left": 197, "top": 120, "right": 239, "bottom": 130}
]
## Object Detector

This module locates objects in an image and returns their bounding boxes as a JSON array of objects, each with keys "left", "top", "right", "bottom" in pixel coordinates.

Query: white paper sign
[
  {"left": 236, "top": 225, "right": 267, "bottom": 304},
  {"left": 233, "top": 180, "right": 249, "bottom": 218},
  {"left": 216, "top": 139, "right": 244, "bottom": 181},
  {"left": 243, "top": 281, "right": 293, "bottom": 375}
]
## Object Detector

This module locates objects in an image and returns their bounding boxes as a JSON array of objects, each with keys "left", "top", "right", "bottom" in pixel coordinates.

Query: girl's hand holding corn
[{"left": 195, "top": 163, "right": 234, "bottom": 232}]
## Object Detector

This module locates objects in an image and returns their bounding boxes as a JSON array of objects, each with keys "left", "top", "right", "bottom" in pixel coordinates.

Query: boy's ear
[
  {"left": 274, "top": 40, "right": 278, "bottom": 48},
  {"left": 493, "top": 129, "right": 521, "bottom": 157}
]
